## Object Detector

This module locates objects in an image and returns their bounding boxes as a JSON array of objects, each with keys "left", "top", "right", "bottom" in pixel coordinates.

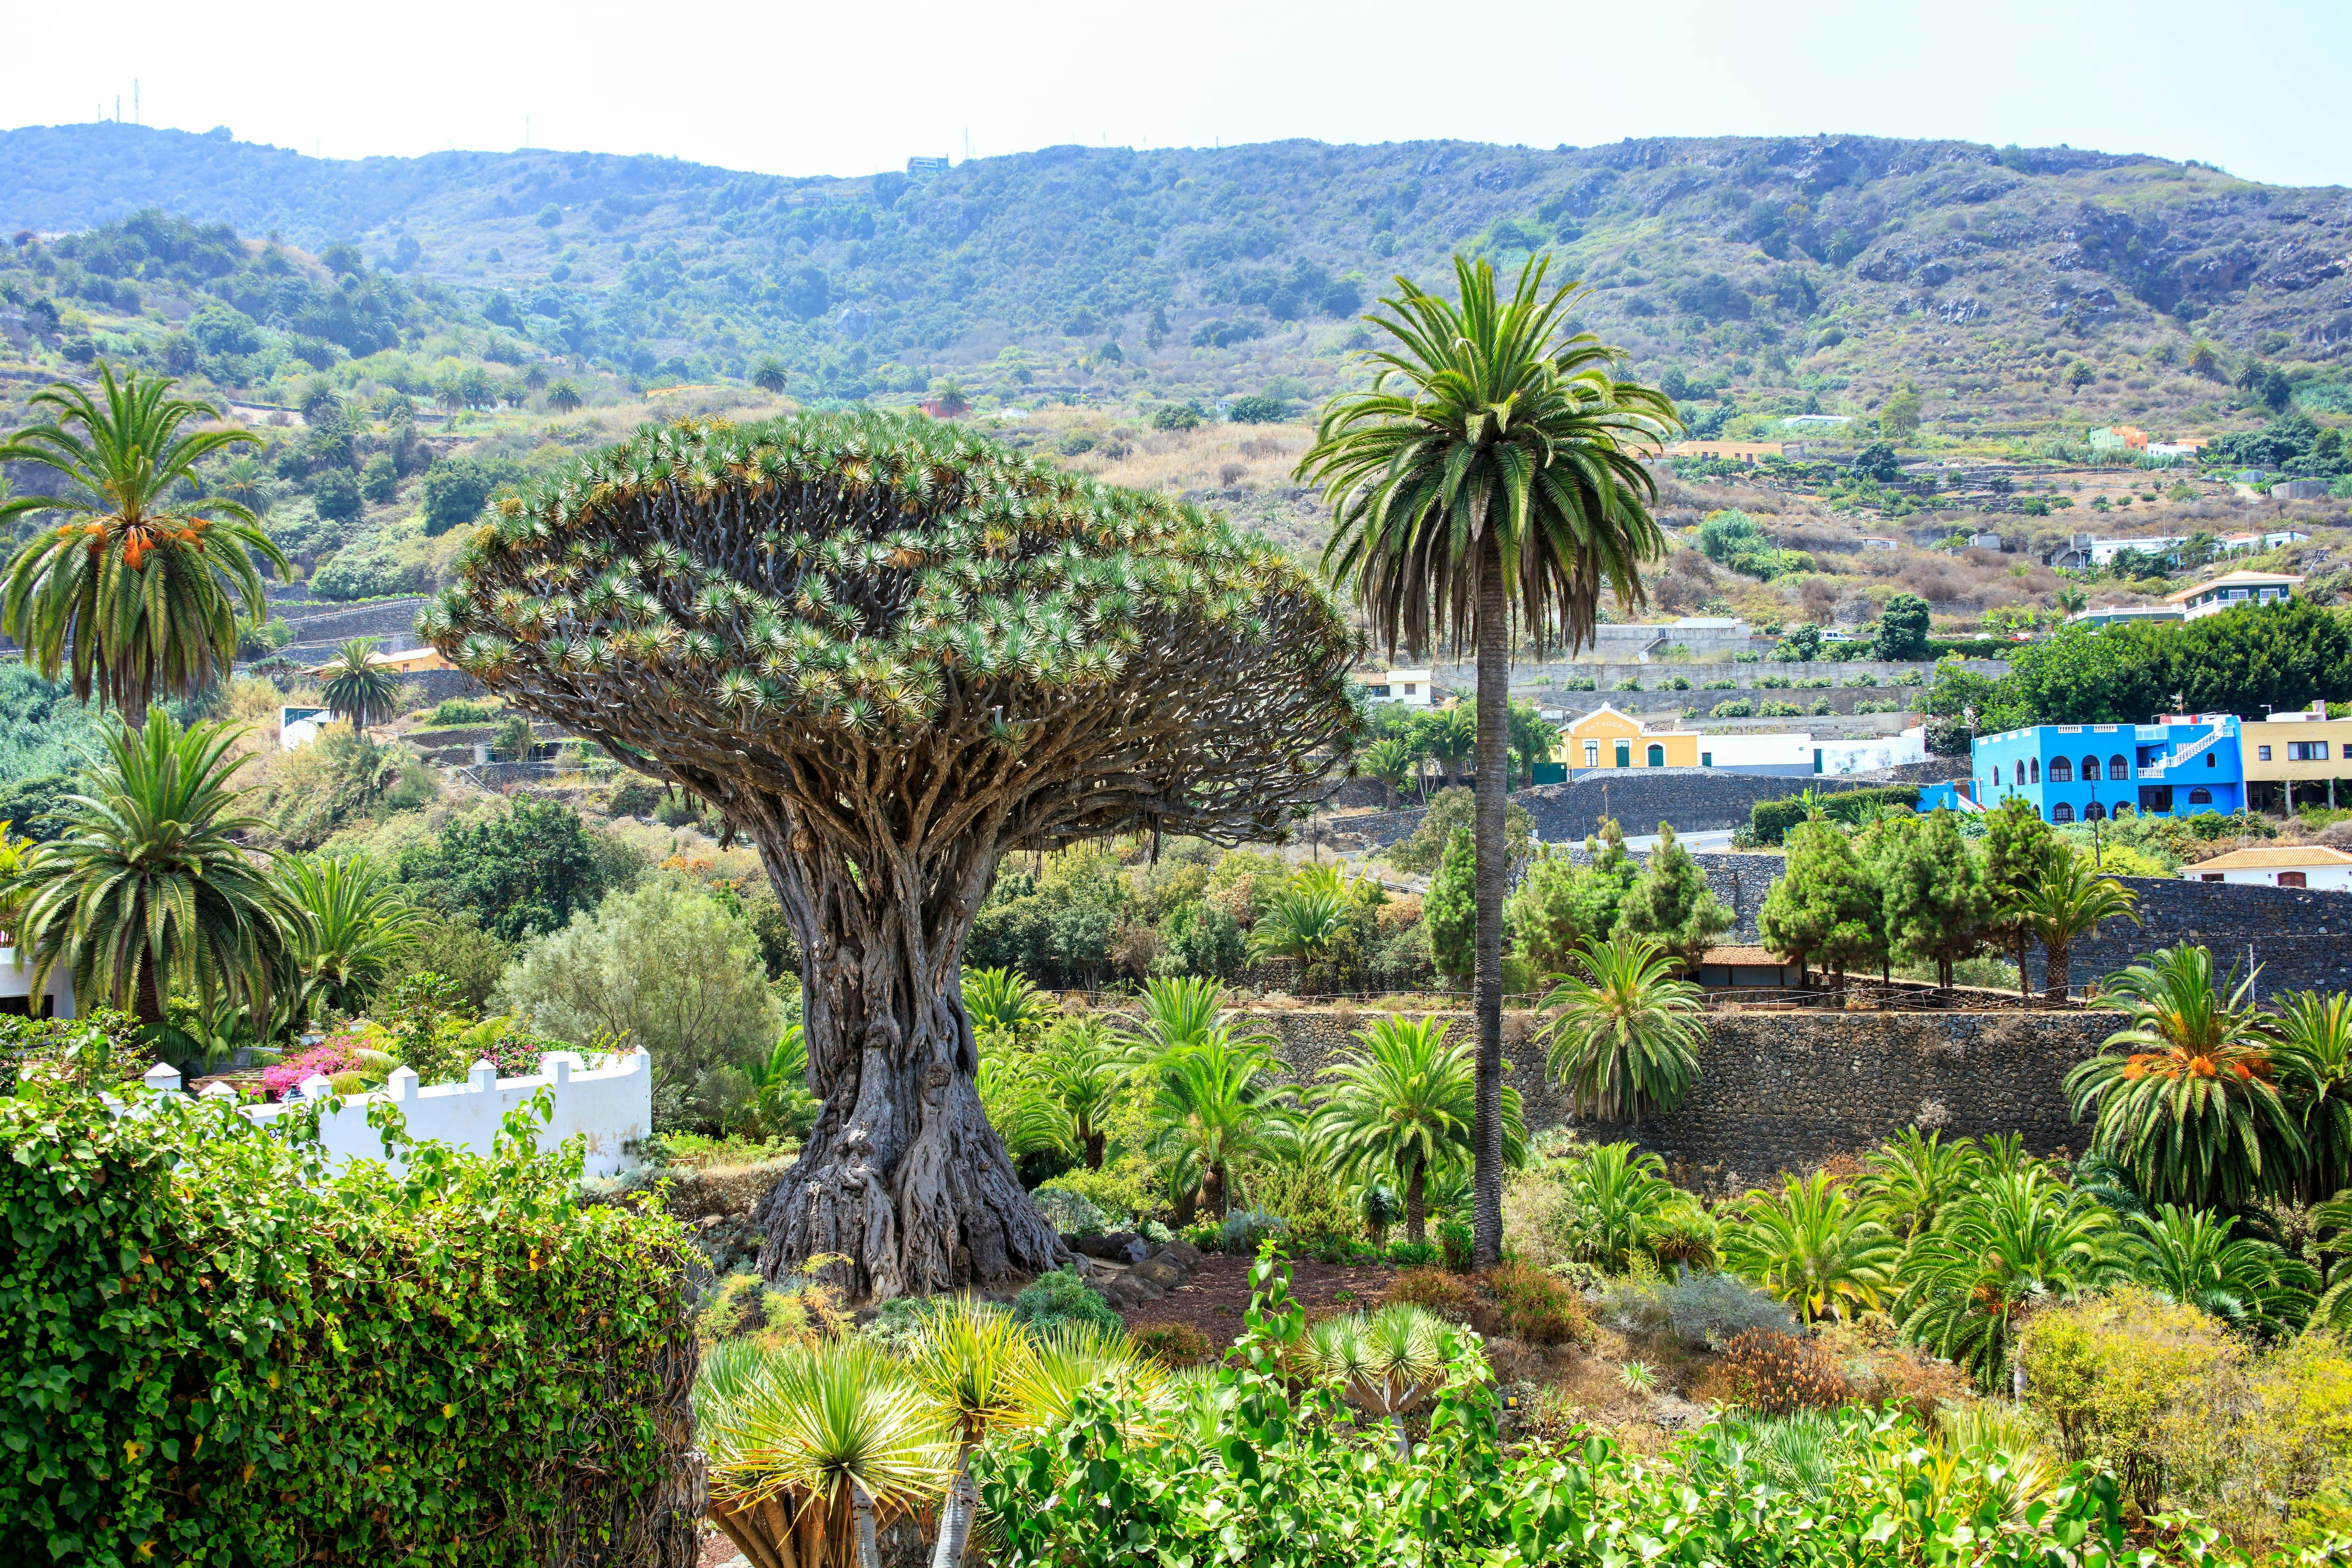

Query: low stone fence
[
  {"left": 1336, "top": 774, "right": 1903, "bottom": 849},
  {"left": 1238, "top": 1003, "right": 2112, "bottom": 1195},
  {"left": 136, "top": 1047, "right": 653, "bottom": 1178}
]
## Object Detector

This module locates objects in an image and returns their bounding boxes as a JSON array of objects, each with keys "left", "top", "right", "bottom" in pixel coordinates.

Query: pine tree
[
  {"left": 1428, "top": 828, "right": 1478, "bottom": 987},
  {"left": 1981, "top": 798, "right": 2061, "bottom": 998},
  {"left": 1615, "top": 822, "right": 1732, "bottom": 967},
  {"left": 1508, "top": 817, "right": 1637, "bottom": 979},
  {"left": 1876, "top": 810, "right": 1993, "bottom": 989},
  {"left": 1759, "top": 819, "right": 1880, "bottom": 988}
]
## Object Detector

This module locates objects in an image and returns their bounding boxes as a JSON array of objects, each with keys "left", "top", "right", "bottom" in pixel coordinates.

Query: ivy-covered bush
[
  {"left": 0, "top": 1080, "right": 699, "bottom": 1567},
  {"left": 1011, "top": 1266, "right": 1122, "bottom": 1335}
]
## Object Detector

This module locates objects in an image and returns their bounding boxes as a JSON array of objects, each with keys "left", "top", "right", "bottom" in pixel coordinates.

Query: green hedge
[
  {"left": 1923, "top": 637, "right": 2016, "bottom": 659},
  {"left": 1748, "top": 784, "right": 1923, "bottom": 847},
  {"left": 0, "top": 1079, "right": 699, "bottom": 1567}
]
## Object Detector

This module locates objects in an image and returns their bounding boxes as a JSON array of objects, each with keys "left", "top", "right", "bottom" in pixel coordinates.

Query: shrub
[
  {"left": 1219, "top": 1207, "right": 1286, "bottom": 1255},
  {"left": 1662, "top": 1269, "right": 1798, "bottom": 1350},
  {"left": 1384, "top": 1265, "right": 1478, "bottom": 1321},
  {"left": 1012, "top": 1266, "right": 1123, "bottom": 1335},
  {"left": 1129, "top": 1321, "right": 1215, "bottom": 1368},
  {"left": 1031, "top": 1185, "right": 1111, "bottom": 1238},
  {"left": 1038, "top": 1165, "right": 1149, "bottom": 1227},
  {"left": 1721, "top": 1328, "right": 1855, "bottom": 1414},
  {"left": 1710, "top": 699, "right": 1755, "bottom": 718},
  {"left": 1386, "top": 1239, "right": 1441, "bottom": 1267},
  {"left": 858, "top": 1292, "right": 950, "bottom": 1355},
  {"left": 1481, "top": 1260, "right": 1592, "bottom": 1347},
  {"left": 259, "top": 1039, "right": 363, "bottom": 1099},
  {"left": 1812, "top": 1316, "right": 1971, "bottom": 1425},
  {"left": 700, "top": 1270, "right": 842, "bottom": 1351},
  {"left": 0, "top": 1081, "right": 696, "bottom": 1567},
  {"left": 429, "top": 698, "right": 493, "bottom": 724},
  {"left": 1758, "top": 700, "right": 1803, "bottom": 717},
  {"left": 1439, "top": 1217, "right": 1474, "bottom": 1272}
]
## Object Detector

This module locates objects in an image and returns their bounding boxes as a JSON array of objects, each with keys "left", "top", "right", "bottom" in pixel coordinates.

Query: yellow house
[
  {"left": 302, "top": 644, "right": 451, "bottom": 678},
  {"left": 2241, "top": 702, "right": 2352, "bottom": 811},
  {"left": 1554, "top": 703, "right": 1700, "bottom": 770}
]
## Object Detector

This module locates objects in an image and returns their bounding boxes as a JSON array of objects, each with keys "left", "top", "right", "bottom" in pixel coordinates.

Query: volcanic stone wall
[
  {"left": 1337, "top": 773, "right": 1900, "bottom": 849},
  {"left": 2023, "top": 875, "right": 2352, "bottom": 1000},
  {"left": 1240, "top": 1003, "right": 2113, "bottom": 1195}
]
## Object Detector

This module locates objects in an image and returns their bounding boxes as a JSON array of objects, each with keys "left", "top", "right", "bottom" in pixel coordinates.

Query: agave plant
[
  {"left": 2068, "top": 946, "right": 2304, "bottom": 1210},
  {"left": 1535, "top": 934, "right": 1705, "bottom": 1124},
  {"left": 1720, "top": 1171, "right": 1900, "bottom": 1324},
  {"left": 905, "top": 1297, "right": 1035, "bottom": 1568},
  {"left": 2124, "top": 1202, "right": 2317, "bottom": 1336},
  {"left": 1300, "top": 1304, "right": 1447, "bottom": 1455},
  {"left": 707, "top": 1339, "right": 954, "bottom": 1568},
  {"left": 1894, "top": 1168, "right": 2121, "bottom": 1392}
]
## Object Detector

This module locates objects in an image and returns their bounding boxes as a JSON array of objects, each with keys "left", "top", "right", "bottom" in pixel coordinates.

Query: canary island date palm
[
  {"left": 1144, "top": 1029, "right": 1291, "bottom": 1224},
  {"left": 2124, "top": 1202, "right": 2316, "bottom": 1337},
  {"left": 1555, "top": 1141, "right": 1680, "bottom": 1273},
  {"left": 279, "top": 852, "right": 426, "bottom": 1020},
  {"left": 1301, "top": 257, "right": 1676, "bottom": 1266},
  {"left": 2272, "top": 987, "right": 2352, "bottom": 1201},
  {"left": 1721, "top": 1170, "right": 1901, "bottom": 1324},
  {"left": 0, "top": 364, "right": 287, "bottom": 718},
  {"left": 1314, "top": 1014, "right": 1520, "bottom": 1245},
  {"left": 1536, "top": 933, "right": 1706, "bottom": 1124},
  {"left": 318, "top": 637, "right": 402, "bottom": 737},
  {"left": 421, "top": 408, "right": 1358, "bottom": 1300},
  {"left": 2023, "top": 849, "right": 2138, "bottom": 1002},
  {"left": 8, "top": 708, "right": 293, "bottom": 1025},
  {"left": 2067, "top": 945, "right": 2304, "bottom": 1210},
  {"left": 1037, "top": 1014, "right": 1125, "bottom": 1170},
  {"left": 1858, "top": 1127, "right": 1984, "bottom": 1242},
  {"left": 1358, "top": 735, "right": 1419, "bottom": 809}
]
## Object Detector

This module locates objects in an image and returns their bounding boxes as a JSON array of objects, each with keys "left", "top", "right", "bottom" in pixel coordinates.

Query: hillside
[{"left": 7, "top": 123, "right": 2352, "bottom": 439}]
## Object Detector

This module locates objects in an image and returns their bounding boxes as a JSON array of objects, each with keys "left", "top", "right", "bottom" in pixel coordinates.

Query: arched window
[
  {"left": 1646, "top": 743, "right": 1665, "bottom": 767},
  {"left": 2110, "top": 754, "right": 2130, "bottom": 779},
  {"left": 2029, "top": 758, "right": 2041, "bottom": 783},
  {"left": 2083, "top": 802, "right": 2106, "bottom": 821},
  {"left": 2081, "top": 755, "right": 2102, "bottom": 781},
  {"left": 2189, "top": 787, "right": 2213, "bottom": 805},
  {"left": 2052, "top": 802, "right": 2076, "bottom": 823},
  {"left": 2049, "top": 756, "right": 2074, "bottom": 782},
  {"left": 1993, "top": 764, "right": 2004, "bottom": 786}
]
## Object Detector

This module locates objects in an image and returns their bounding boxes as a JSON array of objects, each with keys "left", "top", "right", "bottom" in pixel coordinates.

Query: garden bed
[{"left": 1118, "top": 1253, "right": 1397, "bottom": 1348}]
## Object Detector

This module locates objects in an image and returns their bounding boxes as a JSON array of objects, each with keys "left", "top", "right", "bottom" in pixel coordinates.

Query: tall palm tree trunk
[
  {"left": 1471, "top": 529, "right": 1507, "bottom": 1270},
  {"left": 1404, "top": 1157, "right": 1427, "bottom": 1246},
  {"left": 2044, "top": 936, "right": 2071, "bottom": 1004}
]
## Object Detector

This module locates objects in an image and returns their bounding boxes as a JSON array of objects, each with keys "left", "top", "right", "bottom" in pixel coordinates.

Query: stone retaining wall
[
  {"left": 1237, "top": 1003, "right": 2112, "bottom": 1194},
  {"left": 2025, "top": 875, "right": 2352, "bottom": 1000},
  {"left": 1337, "top": 774, "right": 1903, "bottom": 849}
]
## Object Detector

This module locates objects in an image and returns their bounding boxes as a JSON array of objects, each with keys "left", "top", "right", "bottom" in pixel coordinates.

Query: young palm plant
[
  {"left": 1144, "top": 1030, "right": 1289, "bottom": 1224},
  {"left": 1358, "top": 736, "right": 1421, "bottom": 810},
  {"left": 318, "top": 637, "right": 402, "bottom": 737},
  {"left": 1004, "top": 1321, "right": 1167, "bottom": 1435},
  {"left": 1894, "top": 1167, "right": 2121, "bottom": 1392},
  {"left": 278, "top": 852, "right": 427, "bottom": 1019},
  {"left": 1858, "top": 1128, "right": 1985, "bottom": 1242},
  {"left": 1301, "top": 253, "right": 1677, "bottom": 1268},
  {"left": 961, "top": 966, "right": 1052, "bottom": 1040},
  {"left": 1314, "top": 1015, "right": 1505, "bottom": 1245},
  {"left": 2067, "top": 945, "right": 2304, "bottom": 1210},
  {"left": 2123, "top": 1202, "right": 2317, "bottom": 1337},
  {"left": 1720, "top": 1171, "right": 1901, "bottom": 1324},
  {"left": 9, "top": 709, "right": 293, "bottom": 1025},
  {"left": 2271, "top": 987, "right": 2352, "bottom": 1201},
  {"left": 1555, "top": 1142, "right": 1681, "bottom": 1273},
  {"left": 906, "top": 1297, "right": 1035, "bottom": 1568},
  {"left": 0, "top": 364, "right": 287, "bottom": 717},
  {"left": 1248, "top": 877, "right": 1356, "bottom": 979},
  {"left": 1036, "top": 1015, "right": 1127, "bottom": 1170},
  {"left": 1535, "top": 934, "right": 1706, "bottom": 1124},
  {"left": 2022, "top": 849, "right": 2138, "bottom": 1002}
]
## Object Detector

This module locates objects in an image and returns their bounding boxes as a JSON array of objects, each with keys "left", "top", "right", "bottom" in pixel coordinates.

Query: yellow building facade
[
  {"left": 2240, "top": 710, "right": 2352, "bottom": 811},
  {"left": 1553, "top": 704, "right": 1700, "bottom": 770}
]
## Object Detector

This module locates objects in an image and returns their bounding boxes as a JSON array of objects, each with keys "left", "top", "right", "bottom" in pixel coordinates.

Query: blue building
[{"left": 1969, "top": 716, "right": 2244, "bottom": 823}]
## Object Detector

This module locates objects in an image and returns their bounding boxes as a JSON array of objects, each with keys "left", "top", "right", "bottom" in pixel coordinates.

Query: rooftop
[
  {"left": 2162, "top": 569, "right": 2304, "bottom": 604},
  {"left": 2189, "top": 846, "right": 2352, "bottom": 872}
]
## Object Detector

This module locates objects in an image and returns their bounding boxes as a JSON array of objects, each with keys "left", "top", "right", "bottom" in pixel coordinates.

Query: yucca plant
[
  {"left": 2068, "top": 945, "right": 2304, "bottom": 1210},
  {"left": 2123, "top": 1202, "right": 2316, "bottom": 1337},
  {"left": 318, "top": 637, "right": 401, "bottom": 737},
  {"left": 1894, "top": 1168, "right": 2121, "bottom": 1392},
  {"left": 9, "top": 708, "right": 293, "bottom": 1025},
  {"left": 1300, "top": 1303, "right": 1446, "bottom": 1455},
  {"left": 1302, "top": 253, "right": 1677, "bottom": 1269},
  {"left": 709, "top": 1339, "right": 954, "bottom": 1568},
  {"left": 1721, "top": 1171, "right": 1900, "bottom": 1324},
  {"left": 1, "top": 364, "right": 287, "bottom": 718},
  {"left": 906, "top": 1297, "right": 1035, "bottom": 1568},
  {"left": 279, "top": 852, "right": 425, "bottom": 1020},
  {"left": 1535, "top": 934, "right": 1706, "bottom": 1124}
]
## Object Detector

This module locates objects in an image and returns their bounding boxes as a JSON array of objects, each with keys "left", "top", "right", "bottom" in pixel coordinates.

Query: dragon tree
[{"left": 421, "top": 410, "right": 1359, "bottom": 1298}]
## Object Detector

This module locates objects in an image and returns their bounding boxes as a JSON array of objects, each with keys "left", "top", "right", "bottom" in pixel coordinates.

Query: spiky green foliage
[
  {"left": 1552, "top": 1142, "right": 1682, "bottom": 1274},
  {"left": 1313, "top": 1015, "right": 1522, "bottom": 1245},
  {"left": 318, "top": 637, "right": 402, "bottom": 736},
  {"left": 2024, "top": 849, "right": 2139, "bottom": 1002},
  {"left": 1858, "top": 1129, "right": 1985, "bottom": 1242},
  {"left": 2068, "top": 946, "right": 2304, "bottom": 1211},
  {"left": 278, "top": 852, "right": 426, "bottom": 1019},
  {"left": 8, "top": 708, "right": 293, "bottom": 1023},
  {"left": 2272, "top": 988, "right": 2352, "bottom": 1201},
  {"left": 962, "top": 966, "right": 1051, "bottom": 1040},
  {"left": 0, "top": 364, "right": 287, "bottom": 717},
  {"left": 1144, "top": 1030, "right": 1291, "bottom": 1223},
  {"left": 1535, "top": 934, "right": 1706, "bottom": 1124},
  {"left": 1721, "top": 1171, "right": 1902, "bottom": 1324},
  {"left": 2123, "top": 1203, "right": 2317, "bottom": 1337},
  {"left": 1895, "top": 1167, "right": 2122, "bottom": 1391}
]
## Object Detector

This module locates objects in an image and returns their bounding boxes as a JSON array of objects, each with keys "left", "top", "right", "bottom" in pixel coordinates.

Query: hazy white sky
[{"left": 6, "top": 0, "right": 2349, "bottom": 187}]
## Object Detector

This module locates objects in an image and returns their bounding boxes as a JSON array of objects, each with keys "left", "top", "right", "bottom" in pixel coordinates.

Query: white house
[
  {"left": 1355, "top": 669, "right": 1435, "bottom": 708},
  {"left": 279, "top": 705, "right": 335, "bottom": 750},
  {"left": 1815, "top": 728, "right": 1931, "bottom": 775},
  {"left": 0, "top": 948, "right": 74, "bottom": 1020},
  {"left": 2185, "top": 844, "right": 2352, "bottom": 891},
  {"left": 2164, "top": 569, "right": 2303, "bottom": 622}
]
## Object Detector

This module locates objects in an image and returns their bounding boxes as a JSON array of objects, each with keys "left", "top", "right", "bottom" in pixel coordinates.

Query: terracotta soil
[{"left": 1118, "top": 1254, "right": 1397, "bottom": 1347}]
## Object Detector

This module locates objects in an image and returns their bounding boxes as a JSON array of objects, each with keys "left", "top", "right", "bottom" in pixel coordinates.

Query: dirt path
[{"left": 1118, "top": 1255, "right": 1398, "bottom": 1348}]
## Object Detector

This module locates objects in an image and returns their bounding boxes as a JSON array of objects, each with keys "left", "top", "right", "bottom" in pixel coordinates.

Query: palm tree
[
  {"left": 1144, "top": 1030, "right": 1287, "bottom": 1224},
  {"left": 1358, "top": 737, "right": 1420, "bottom": 810},
  {"left": 1316, "top": 1015, "right": 1480, "bottom": 1244},
  {"left": 906, "top": 1297, "right": 1034, "bottom": 1568},
  {"left": 1894, "top": 1168, "right": 2121, "bottom": 1392},
  {"left": 1113, "top": 974, "right": 1269, "bottom": 1065},
  {"left": 1419, "top": 705, "right": 1477, "bottom": 791},
  {"left": 2068, "top": 946, "right": 2304, "bottom": 1210},
  {"left": 1037, "top": 1015, "right": 1125, "bottom": 1169},
  {"left": 2272, "top": 988, "right": 2352, "bottom": 1201},
  {"left": 2023, "top": 849, "right": 2138, "bottom": 1002},
  {"left": 544, "top": 380, "right": 584, "bottom": 414},
  {"left": 1, "top": 365, "right": 287, "bottom": 718},
  {"left": 1535, "top": 935, "right": 1706, "bottom": 1124},
  {"left": 2123, "top": 1203, "right": 2316, "bottom": 1337},
  {"left": 1859, "top": 1128, "right": 1984, "bottom": 1242},
  {"left": 961, "top": 966, "right": 1051, "bottom": 1041},
  {"left": 318, "top": 637, "right": 402, "bottom": 737},
  {"left": 1249, "top": 877, "right": 1354, "bottom": 976},
  {"left": 8, "top": 708, "right": 292, "bottom": 1025},
  {"left": 753, "top": 357, "right": 791, "bottom": 395},
  {"left": 279, "top": 852, "right": 426, "bottom": 1020},
  {"left": 1302, "top": 254, "right": 1677, "bottom": 1268},
  {"left": 1720, "top": 1171, "right": 1901, "bottom": 1324},
  {"left": 1555, "top": 1142, "right": 1680, "bottom": 1273}
]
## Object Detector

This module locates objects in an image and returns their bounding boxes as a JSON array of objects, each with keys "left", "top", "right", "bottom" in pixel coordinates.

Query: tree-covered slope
[{"left": 5, "top": 124, "right": 2350, "bottom": 437}]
